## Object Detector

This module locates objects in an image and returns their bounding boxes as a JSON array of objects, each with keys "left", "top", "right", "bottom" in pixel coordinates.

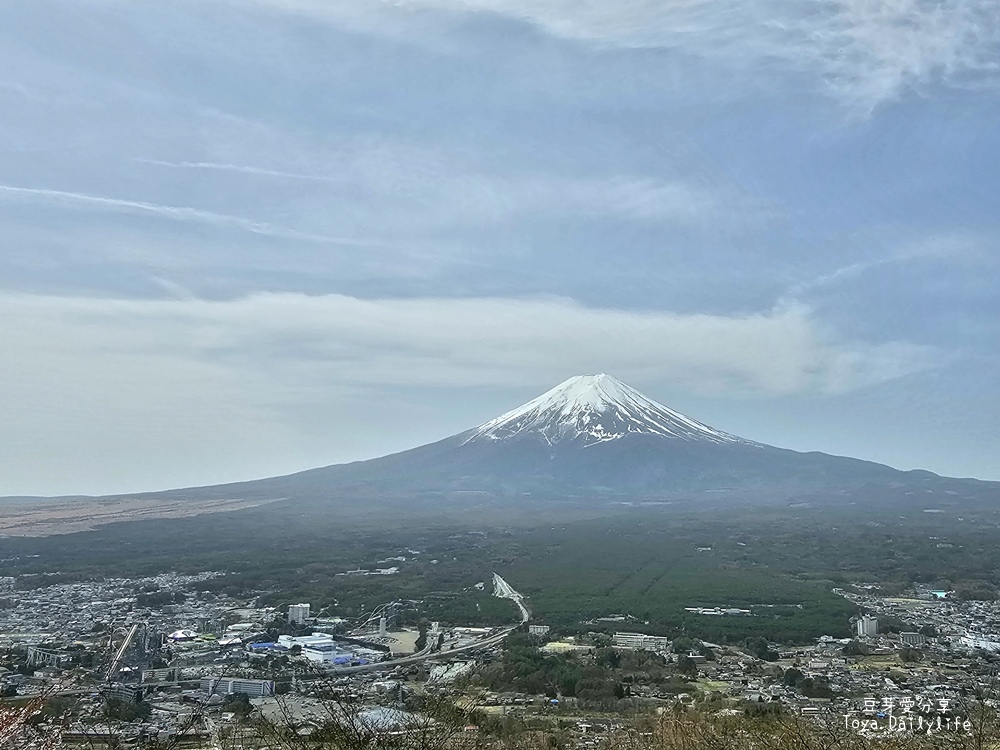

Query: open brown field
[{"left": 0, "top": 495, "right": 279, "bottom": 536}]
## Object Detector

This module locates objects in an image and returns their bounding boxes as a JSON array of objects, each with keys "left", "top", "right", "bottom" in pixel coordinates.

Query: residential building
[
  {"left": 288, "top": 603, "right": 311, "bottom": 625},
  {"left": 855, "top": 615, "right": 878, "bottom": 638},
  {"left": 201, "top": 677, "right": 275, "bottom": 698},
  {"left": 613, "top": 632, "right": 671, "bottom": 651},
  {"left": 899, "top": 632, "right": 927, "bottom": 647}
]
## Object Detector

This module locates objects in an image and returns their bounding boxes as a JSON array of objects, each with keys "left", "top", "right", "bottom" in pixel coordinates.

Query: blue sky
[{"left": 2, "top": 0, "right": 999, "bottom": 495}]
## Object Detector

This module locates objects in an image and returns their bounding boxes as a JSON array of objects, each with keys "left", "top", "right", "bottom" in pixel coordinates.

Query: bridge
[
  {"left": 27, "top": 646, "right": 73, "bottom": 668},
  {"left": 315, "top": 573, "right": 529, "bottom": 675}
]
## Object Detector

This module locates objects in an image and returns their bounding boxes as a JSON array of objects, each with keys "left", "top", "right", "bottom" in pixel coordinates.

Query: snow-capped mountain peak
[{"left": 464, "top": 374, "right": 756, "bottom": 447}]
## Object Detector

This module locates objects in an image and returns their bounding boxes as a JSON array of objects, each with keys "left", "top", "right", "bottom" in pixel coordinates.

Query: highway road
[{"left": 324, "top": 580, "right": 530, "bottom": 676}]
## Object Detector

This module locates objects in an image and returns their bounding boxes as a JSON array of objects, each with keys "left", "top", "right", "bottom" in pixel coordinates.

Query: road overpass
[{"left": 325, "top": 573, "right": 529, "bottom": 675}]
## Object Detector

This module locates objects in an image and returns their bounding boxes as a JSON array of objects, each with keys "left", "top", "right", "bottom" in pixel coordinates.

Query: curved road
[{"left": 325, "top": 586, "right": 530, "bottom": 676}]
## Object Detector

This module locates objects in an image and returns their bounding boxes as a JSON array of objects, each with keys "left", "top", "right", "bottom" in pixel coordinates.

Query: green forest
[{"left": 2, "top": 500, "right": 999, "bottom": 645}]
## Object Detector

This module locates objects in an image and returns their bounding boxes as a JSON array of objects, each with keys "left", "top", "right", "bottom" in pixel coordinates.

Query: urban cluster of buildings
[
  {"left": 6, "top": 565, "right": 1000, "bottom": 748},
  {"left": 598, "top": 628, "right": 975, "bottom": 719},
  {"left": 0, "top": 570, "right": 437, "bottom": 746},
  {"left": 839, "top": 586, "right": 1000, "bottom": 653},
  {"left": 0, "top": 571, "right": 226, "bottom": 649}
]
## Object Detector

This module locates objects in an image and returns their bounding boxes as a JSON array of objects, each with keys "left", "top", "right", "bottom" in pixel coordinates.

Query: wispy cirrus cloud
[
  {"left": 132, "top": 153, "right": 728, "bottom": 228},
  {"left": 781, "top": 232, "right": 994, "bottom": 303},
  {"left": 0, "top": 183, "right": 395, "bottom": 248},
  {"left": 251, "top": 0, "right": 1000, "bottom": 111},
  {"left": 0, "top": 80, "right": 32, "bottom": 98},
  {"left": 136, "top": 158, "right": 337, "bottom": 183}
]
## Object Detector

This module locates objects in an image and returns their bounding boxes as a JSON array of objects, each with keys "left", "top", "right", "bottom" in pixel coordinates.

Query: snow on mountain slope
[{"left": 464, "top": 374, "right": 761, "bottom": 448}]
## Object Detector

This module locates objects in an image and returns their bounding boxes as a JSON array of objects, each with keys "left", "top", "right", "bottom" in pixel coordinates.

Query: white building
[
  {"left": 279, "top": 633, "right": 338, "bottom": 661},
  {"left": 528, "top": 625, "right": 550, "bottom": 636},
  {"left": 278, "top": 633, "right": 382, "bottom": 665},
  {"left": 613, "top": 632, "right": 671, "bottom": 651},
  {"left": 899, "top": 632, "right": 927, "bottom": 647},
  {"left": 201, "top": 677, "right": 274, "bottom": 697},
  {"left": 288, "top": 603, "right": 311, "bottom": 625},
  {"left": 855, "top": 615, "right": 878, "bottom": 638},
  {"left": 279, "top": 633, "right": 333, "bottom": 648},
  {"left": 300, "top": 641, "right": 342, "bottom": 663}
]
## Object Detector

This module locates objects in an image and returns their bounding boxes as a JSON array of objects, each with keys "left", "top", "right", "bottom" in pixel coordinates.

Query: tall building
[
  {"left": 855, "top": 614, "right": 878, "bottom": 638},
  {"left": 288, "top": 603, "right": 311, "bottom": 625}
]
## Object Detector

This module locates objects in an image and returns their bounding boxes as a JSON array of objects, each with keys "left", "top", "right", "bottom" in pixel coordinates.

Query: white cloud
[
  {"left": 0, "top": 291, "right": 940, "bottom": 494},
  {"left": 247, "top": 0, "right": 1000, "bottom": 110},
  {"left": 820, "top": 0, "right": 1000, "bottom": 107},
  {"left": 0, "top": 291, "right": 936, "bottom": 396}
]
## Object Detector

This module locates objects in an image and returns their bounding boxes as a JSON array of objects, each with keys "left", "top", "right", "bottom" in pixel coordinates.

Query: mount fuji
[
  {"left": 463, "top": 374, "right": 758, "bottom": 448},
  {"left": 140, "top": 374, "right": 964, "bottom": 507}
]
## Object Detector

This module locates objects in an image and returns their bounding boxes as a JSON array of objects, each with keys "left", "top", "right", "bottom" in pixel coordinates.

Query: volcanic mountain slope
[
  {"left": 143, "top": 374, "right": 958, "bottom": 503},
  {"left": 463, "top": 374, "right": 757, "bottom": 448}
]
